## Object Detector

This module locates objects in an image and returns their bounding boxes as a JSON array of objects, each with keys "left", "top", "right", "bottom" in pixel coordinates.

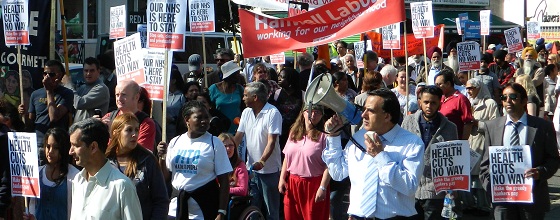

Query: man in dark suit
[{"left": 480, "top": 83, "right": 559, "bottom": 220}]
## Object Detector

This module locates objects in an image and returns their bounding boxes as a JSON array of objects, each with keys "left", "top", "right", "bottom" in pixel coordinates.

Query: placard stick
[
  {"left": 423, "top": 37, "right": 428, "bottom": 83},
  {"left": 17, "top": 46, "right": 24, "bottom": 103},
  {"left": 59, "top": 0, "right": 70, "bottom": 75},
  {"left": 293, "top": 52, "right": 298, "bottom": 69},
  {"left": 404, "top": 22, "right": 409, "bottom": 114},
  {"left": 202, "top": 33, "right": 208, "bottom": 89},
  {"left": 49, "top": 0, "right": 56, "bottom": 60},
  {"left": 390, "top": 48, "right": 394, "bottom": 66},
  {"left": 162, "top": 52, "right": 169, "bottom": 143},
  {"left": 227, "top": 0, "right": 241, "bottom": 66}
]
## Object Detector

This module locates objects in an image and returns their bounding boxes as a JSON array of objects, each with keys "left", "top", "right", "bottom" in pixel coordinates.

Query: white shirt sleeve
[
  {"left": 322, "top": 135, "right": 349, "bottom": 181},
  {"left": 268, "top": 109, "right": 282, "bottom": 135}
]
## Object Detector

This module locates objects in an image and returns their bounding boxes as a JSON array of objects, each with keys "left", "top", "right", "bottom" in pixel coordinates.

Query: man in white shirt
[
  {"left": 68, "top": 118, "right": 142, "bottom": 220},
  {"left": 322, "top": 89, "right": 424, "bottom": 219},
  {"left": 234, "top": 82, "right": 283, "bottom": 220}
]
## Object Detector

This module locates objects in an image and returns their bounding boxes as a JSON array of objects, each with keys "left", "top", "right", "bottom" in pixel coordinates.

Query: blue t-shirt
[
  {"left": 209, "top": 83, "right": 244, "bottom": 133},
  {"left": 28, "top": 86, "right": 74, "bottom": 145}
]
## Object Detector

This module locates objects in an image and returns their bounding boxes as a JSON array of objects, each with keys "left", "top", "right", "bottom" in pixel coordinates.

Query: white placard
[
  {"left": 504, "top": 27, "right": 523, "bottom": 53},
  {"left": 353, "top": 40, "right": 373, "bottom": 69},
  {"left": 142, "top": 49, "right": 173, "bottom": 101},
  {"left": 410, "top": 1, "right": 434, "bottom": 39},
  {"left": 526, "top": 21, "right": 541, "bottom": 40},
  {"left": 457, "top": 41, "right": 481, "bottom": 72},
  {"left": 430, "top": 140, "right": 471, "bottom": 193},
  {"left": 1, "top": 0, "right": 30, "bottom": 45},
  {"left": 114, "top": 33, "right": 146, "bottom": 84},
  {"left": 109, "top": 5, "right": 127, "bottom": 39},
  {"left": 8, "top": 132, "right": 40, "bottom": 198},
  {"left": 489, "top": 145, "right": 533, "bottom": 203},
  {"left": 269, "top": 52, "right": 285, "bottom": 65},
  {"left": 382, "top": 23, "right": 401, "bottom": 50},
  {"left": 480, "top": 10, "right": 491, "bottom": 36},
  {"left": 188, "top": 0, "right": 215, "bottom": 32},
  {"left": 456, "top": 18, "right": 462, "bottom": 35},
  {"left": 147, "top": 0, "right": 187, "bottom": 51},
  {"left": 469, "top": 149, "right": 481, "bottom": 171}
]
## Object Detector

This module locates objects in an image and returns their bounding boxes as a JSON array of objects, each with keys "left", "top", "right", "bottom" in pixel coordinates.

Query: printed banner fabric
[{"left": 238, "top": 0, "right": 405, "bottom": 58}]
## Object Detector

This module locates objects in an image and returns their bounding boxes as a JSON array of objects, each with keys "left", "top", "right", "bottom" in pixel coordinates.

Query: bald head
[{"left": 115, "top": 80, "right": 141, "bottom": 113}]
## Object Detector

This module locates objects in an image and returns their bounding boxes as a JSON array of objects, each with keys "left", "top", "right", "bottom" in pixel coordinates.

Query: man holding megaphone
[{"left": 322, "top": 89, "right": 425, "bottom": 219}]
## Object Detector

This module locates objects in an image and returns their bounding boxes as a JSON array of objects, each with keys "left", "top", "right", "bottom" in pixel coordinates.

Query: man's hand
[
  {"left": 157, "top": 141, "right": 168, "bottom": 159},
  {"left": 252, "top": 161, "right": 264, "bottom": 171},
  {"left": 18, "top": 104, "right": 26, "bottom": 115},
  {"left": 42, "top": 75, "right": 57, "bottom": 91},
  {"left": 524, "top": 168, "right": 540, "bottom": 180},
  {"left": 364, "top": 132, "right": 384, "bottom": 157},
  {"left": 324, "top": 114, "right": 344, "bottom": 136}
]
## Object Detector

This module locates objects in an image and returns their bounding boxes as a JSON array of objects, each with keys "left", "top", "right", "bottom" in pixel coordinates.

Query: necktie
[
  {"left": 360, "top": 135, "right": 386, "bottom": 217},
  {"left": 510, "top": 122, "right": 521, "bottom": 146}
]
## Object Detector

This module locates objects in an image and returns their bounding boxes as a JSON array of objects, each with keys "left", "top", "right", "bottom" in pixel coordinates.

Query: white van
[{"left": 96, "top": 32, "right": 242, "bottom": 74}]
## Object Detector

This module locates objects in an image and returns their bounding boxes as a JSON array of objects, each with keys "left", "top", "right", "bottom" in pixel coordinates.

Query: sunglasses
[
  {"left": 500, "top": 94, "right": 519, "bottom": 101},
  {"left": 215, "top": 59, "right": 228, "bottom": 62},
  {"left": 43, "top": 72, "right": 56, "bottom": 77}
]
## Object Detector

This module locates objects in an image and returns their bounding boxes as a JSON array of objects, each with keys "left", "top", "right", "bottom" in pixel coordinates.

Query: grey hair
[
  {"left": 297, "top": 53, "right": 314, "bottom": 67},
  {"left": 467, "top": 77, "right": 491, "bottom": 100},
  {"left": 245, "top": 81, "right": 268, "bottom": 103},
  {"left": 342, "top": 54, "right": 355, "bottom": 71},
  {"left": 380, "top": 65, "right": 398, "bottom": 77},
  {"left": 215, "top": 48, "right": 234, "bottom": 59}
]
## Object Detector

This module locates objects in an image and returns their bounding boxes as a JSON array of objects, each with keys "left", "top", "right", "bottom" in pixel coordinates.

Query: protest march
[{"left": 1, "top": 0, "right": 560, "bottom": 220}]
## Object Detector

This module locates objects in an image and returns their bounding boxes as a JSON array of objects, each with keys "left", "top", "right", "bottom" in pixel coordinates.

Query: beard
[
  {"left": 537, "top": 55, "right": 546, "bottom": 63},
  {"left": 432, "top": 59, "right": 442, "bottom": 68},
  {"left": 523, "top": 59, "right": 535, "bottom": 75},
  {"left": 448, "top": 55, "right": 459, "bottom": 73}
]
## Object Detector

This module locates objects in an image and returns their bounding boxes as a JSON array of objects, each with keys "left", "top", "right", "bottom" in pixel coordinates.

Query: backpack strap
[{"left": 109, "top": 110, "right": 119, "bottom": 121}]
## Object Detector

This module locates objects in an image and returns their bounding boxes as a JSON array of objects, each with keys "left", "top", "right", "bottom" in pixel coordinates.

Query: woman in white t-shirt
[
  {"left": 158, "top": 101, "right": 233, "bottom": 220},
  {"left": 24, "top": 128, "right": 79, "bottom": 220}
]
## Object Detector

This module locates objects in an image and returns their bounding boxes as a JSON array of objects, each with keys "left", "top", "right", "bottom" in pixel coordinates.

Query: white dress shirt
[
  {"left": 322, "top": 125, "right": 425, "bottom": 219},
  {"left": 503, "top": 113, "right": 528, "bottom": 146},
  {"left": 70, "top": 160, "right": 142, "bottom": 220}
]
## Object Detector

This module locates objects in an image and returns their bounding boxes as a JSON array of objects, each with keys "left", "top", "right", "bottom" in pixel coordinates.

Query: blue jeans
[{"left": 250, "top": 172, "right": 280, "bottom": 220}]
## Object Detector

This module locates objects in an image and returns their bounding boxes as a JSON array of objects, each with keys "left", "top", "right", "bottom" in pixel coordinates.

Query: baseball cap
[{"left": 188, "top": 54, "right": 201, "bottom": 71}]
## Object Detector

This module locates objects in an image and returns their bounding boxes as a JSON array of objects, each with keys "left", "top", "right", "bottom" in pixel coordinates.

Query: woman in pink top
[
  {"left": 218, "top": 133, "right": 249, "bottom": 196},
  {"left": 278, "top": 104, "right": 330, "bottom": 220}
]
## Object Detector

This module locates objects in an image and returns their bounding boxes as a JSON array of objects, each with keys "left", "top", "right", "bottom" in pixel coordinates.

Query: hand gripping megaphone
[{"left": 305, "top": 73, "right": 362, "bottom": 125}]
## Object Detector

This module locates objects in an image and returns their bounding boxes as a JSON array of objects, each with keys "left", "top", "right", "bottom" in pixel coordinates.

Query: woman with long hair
[
  {"left": 106, "top": 113, "right": 169, "bottom": 220},
  {"left": 24, "top": 128, "right": 79, "bottom": 220},
  {"left": 515, "top": 74, "right": 541, "bottom": 116},
  {"left": 279, "top": 104, "right": 330, "bottom": 220},
  {"left": 391, "top": 66, "right": 417, "bottom": 115},
  {"left": 218, "top": 133, "right": 248, "bottom": 196},
  {"left": 269, "top": 67, "right": 303, "bottom": 148},
  {"left": 158, "top": 101, "right": 232, "bottom": 220},
  {"left": 209, "top": 61, "right": 244, "bottom": 133}
]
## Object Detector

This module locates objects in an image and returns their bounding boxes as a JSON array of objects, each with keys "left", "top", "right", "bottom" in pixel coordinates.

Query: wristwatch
[
  {"left": 218, "top": 209, "right": 227, "bottom": 216},
  {"left": 258, "top": 160, "right": 266, "bottom": 167},
  {"left": 319, "top": 186, "right": 327, "bottom": 191}
]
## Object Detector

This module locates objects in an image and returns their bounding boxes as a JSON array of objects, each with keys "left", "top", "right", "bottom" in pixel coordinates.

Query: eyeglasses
[
  {"left": 465, "top": 87, "right": 476, "bottom": 90},
  {"left": 500, "top": 94, "right": 519, "bottom": 101},
  {"left": 43, "top": 72, "right": 56, "bottom": 77}
]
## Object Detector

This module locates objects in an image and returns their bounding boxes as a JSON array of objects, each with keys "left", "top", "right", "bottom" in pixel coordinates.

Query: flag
[{"left": 317, "top": 44, "right": 331, "bottom": 69}]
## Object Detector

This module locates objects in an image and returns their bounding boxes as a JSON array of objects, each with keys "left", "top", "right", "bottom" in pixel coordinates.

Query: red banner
[
  {"left": 364, "top": 24, "right": 444, "bottom": 58},
  {"left": 238, "top": 0, "right": 405, "bottom": 58}
]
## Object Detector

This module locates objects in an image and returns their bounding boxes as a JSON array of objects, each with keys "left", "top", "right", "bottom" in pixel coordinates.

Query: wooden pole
[
  {"left": 58, "top": 0, "right": 70, "bottom": 75},
  {"left": 17, "top": 46, "right": 24, "bottom": 103},
  {"left": 390, "top": 48, "right": 394, "bottom": 66},
  {"left": 404, "top": 22, "right": 409, "bottom": 115},
  {"left": 422, "top": 37, "right": 428, "bottom": 83},
  {"left": 293, "top": 51, "right": 298, "bottom": 69},
  {"left": 162, "top": 51, "right": 169, "bottom": 143},
  {"left": 227, "top": 0, "right": 241, "bottom": 66},
  {"left": 49, "top": 0, "right": 56, "bottom": 60},
  {"left": 202, "top": 33, "right": 208, "bottom": 89}
]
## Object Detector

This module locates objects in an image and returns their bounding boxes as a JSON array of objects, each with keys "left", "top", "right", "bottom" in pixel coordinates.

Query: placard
[
  {"left": 147, "top": 0, "right": 187, "bottom": 51},
  {"left": 504, "top": 27, "right": 523, "bottom": 53},
  {"left": 430, "top": 140, "right": 471, "bottom": 193},
  {"left": 114, "top": 33, "right": 146, "bottom": 84},
  {"left": 489, "top": 145, "right": 533, "bottom": 203},
  {"left": 458, "top": 13, "right": 469, "bottom": 28},
  {"left": 464, "top": 21, "right": 481, "bottom": 39},
  {"left": 353, "top": 40, "right": 373, "bottom": 69},
  {"left": 138, "top": 24, "right": 148, "bottom": 48},
  {"left": 142, "top": 49, "right": 173, "bottom": 100},
  {"left": 8, "top": 132, "right": 40, "bottom": 198},
  {"left": 457, "top": 41, "right": 481, "bottom": 72},
  {"left": 109, "top": 5, "right": 127, "bottom": 39},
  {"left": 410, "top": 1, "right": 434, "bottom": 39},
  {"left": 526, "top": 21, "right": 541, "bottom": 40},
  {"left": 480, "top": 10, "right": 491, "bottom": 36},
  {"left": 269, "top": 52, "right": 285, "bottom": 65},
  {"left": 456, "top": 18, "right": 462, "bottom": 35},
  {"left": 238, "top": 0, "right": 406, "bottom": 58},
  {"left": 1, "top": 0, "right": 30, "bottom": 45},
  {"left": 382, "top": 23, "right": 401, "bottom": 50},
  {"left": 470, "top": 149, "right": 481, "bottom": 171},
  {"left": 188, "top": 0, "right": 215, "bottom": 32}
]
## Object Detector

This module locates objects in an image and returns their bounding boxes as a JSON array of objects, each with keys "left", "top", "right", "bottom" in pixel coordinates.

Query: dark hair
[
  {"left": 297, "top": 53, "right": 314, "bottom": 67},
  {"left": 138, "top": 87, "right": 152, "bottom": 114},
  {"left": 363, "top": 50, "right": 378, "bottom": 62},
  {"left": 45, "top": 60, "right": 65, "bottom": 74},
  {"left": 69, "top": 118, "right": 110, "bottom": 153},
  {"left": 544, "top": 64, "right": 557, "bottom": 76},
  {"left": 435, "top": 69, "right": 455, "bottom": 85},
  {"left": 84, "top": 57, "right": 100, "bottom": 69},
  {"left": 367, "top": 88, "right": 401, "bottom": 124},
  {"left": 332, "top": 72, "right": 347, "bottom": 84},
  {"left": 182, "top": 100, "right": 208, "bottom": 120},
  {"left": 44, "top": 127, "right": 72, "bottom": 185},
  {"left": 97, "top": 50, "right": 115, "bottom": 71},
  {"left": 395, "top": 56, "right": 406, "bottom": 65},
  {"left": 396, "top": 66, "right": 412, "bottom": 76},
  {"left": 337, "top": 41, "right": 348, "bottom": 48},
  {"left": 362, "top": 70, "right": 383, "bottom": 92},
  {"left": 279, "top": 67, "right": 299, "bottom": 90},
  {"left": 196, "top": 92, "right": 214, "bottom": 109},
  {"left": 313, "top": 63, "right": 330, "bottom": 75},
  {"left": 419, "top": 86, "right": 444, "bottom": 100},
  {"left": 0, "top": 100, "right": 24, "bottom": 131},
  {"left": 504, "top": 83, "right": 528, "bottom": 101},
  {"left": 481, "top": 52, "right": 494, "bottom": 64},
  {"left": 215, "top": 48, "right": 234, "bottom": 59},
  {"left": 184, "top": 81, "right": 201, "bottom": 100},
  {"left": 171, "top": 69, "right": 185, "bottom": 92}
]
